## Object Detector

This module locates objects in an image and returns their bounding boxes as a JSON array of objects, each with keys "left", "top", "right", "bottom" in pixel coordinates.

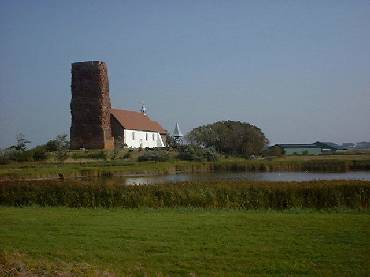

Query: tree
[
  {"left": 165, "top": 134, "right": 178, "bottom": 148},
  {"left": 15, "top": 133, "right": 31, "bottom": 151},
  {"left": 187, "top": 121, "right": 268, "bottom": 157},
  {"left": 54, "top": 134, "right": 69, "bottom": 163},
  {"left": 45, "top": 139, "right": 58, "bottom": 151}
]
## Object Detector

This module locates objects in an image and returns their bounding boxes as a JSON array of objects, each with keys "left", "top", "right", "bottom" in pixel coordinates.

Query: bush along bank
[{"left": 0, "top": 180, "right": 369, "bottom": 209}]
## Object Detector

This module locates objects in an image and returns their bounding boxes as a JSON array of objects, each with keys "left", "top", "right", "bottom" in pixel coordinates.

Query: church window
[
  {"left": 146, "top": 133, "right": 148, "bottom": 141},
  {"left": 152, "top": 133, "right": 155, "bottom": 140},
  {"left": 132, "top": 132, "right": 135, "bottom": 140}
]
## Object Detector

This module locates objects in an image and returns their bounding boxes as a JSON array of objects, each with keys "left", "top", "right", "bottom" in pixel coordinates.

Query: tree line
[
  {"left": 1, "top": 120, "right": 270, "bottom": 163},
  {"left": 0, "top": 133, "right": 69, "bottom": 163}
]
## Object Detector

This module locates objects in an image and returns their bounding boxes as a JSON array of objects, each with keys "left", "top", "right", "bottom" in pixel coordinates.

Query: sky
[{"left": 0, "top": 0, "right": 369, "bottom": 148}]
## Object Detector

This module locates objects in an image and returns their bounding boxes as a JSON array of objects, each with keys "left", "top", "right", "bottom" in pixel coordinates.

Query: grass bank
[
  {"left": 1, "top": 154, "right": 370, "bottom": 180},
  {"left": 1, "top": 180, "right": 369, "bottom": 209},
  {"left": 0, "top": 207, "right": 369, "bottom": 276}
]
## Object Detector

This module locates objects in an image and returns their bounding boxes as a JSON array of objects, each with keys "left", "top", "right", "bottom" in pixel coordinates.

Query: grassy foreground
[{"left": 0, "top": 208, "right": 369, "bottom": 276}]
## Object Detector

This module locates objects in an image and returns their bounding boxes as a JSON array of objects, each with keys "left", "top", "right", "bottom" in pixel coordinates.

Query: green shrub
[
  {"left": 72, "top": 150, "right": 106, "bottom": 160},
  {"left": 138, "top": 151, "right": 170, "bottom": 162},
  {"left": 123, "top": 152, "right": 131, "bottom": 159},
  {"left": 31, "top": 147, "right": 48, "bottom": 161},
  {"left": 45, "top": 140, "right": 58, "bottom": 151},
  {"left": 0, "top": 149, "right": 11, "bottom": 164},
  {"left": 177, "top": 145, "right": 219, "bottom": 161},
  {"left": 0, "top": 146, "right": 48, "bottom": 163},
  {"left": 262, "top": 146, "right": 284, "bottom": 157},
  {"left": 0, "top": 148, "right": 34, "bottom": 163}
]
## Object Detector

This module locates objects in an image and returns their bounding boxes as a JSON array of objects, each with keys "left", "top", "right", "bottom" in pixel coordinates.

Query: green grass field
[{"left": 1, "top": 208, "right": 369, "bottom": 276}]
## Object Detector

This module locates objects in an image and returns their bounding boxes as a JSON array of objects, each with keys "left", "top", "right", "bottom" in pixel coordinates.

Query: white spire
[
  {"left": 140, "top": 102, "right": 147, "bottom": 116},
  {"left": 173, "top": 122, "right": 183, "bottom": 138}
]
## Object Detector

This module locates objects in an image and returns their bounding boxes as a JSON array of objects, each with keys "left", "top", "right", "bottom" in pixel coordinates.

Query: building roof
[
  {"left": 111, "top": 108, "right": 167, "bottom": 134},
  {"left": 275, "top": 144, "right": 321, "bottom": 149},
  {"left": 276, "top": 142, "right": 348, "bottom": 150},
  {"left": 314, "top": 141, "right": 347, "bottom": 150}
]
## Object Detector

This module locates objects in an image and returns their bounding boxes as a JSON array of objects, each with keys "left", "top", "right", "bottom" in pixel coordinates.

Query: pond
[{"left": 87, "top": 171, "right": 370, "bottom": 185}]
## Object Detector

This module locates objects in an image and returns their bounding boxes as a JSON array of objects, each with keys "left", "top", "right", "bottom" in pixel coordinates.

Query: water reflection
[{"left": 88, "top": 171, "right": 370, "bottom": 186}]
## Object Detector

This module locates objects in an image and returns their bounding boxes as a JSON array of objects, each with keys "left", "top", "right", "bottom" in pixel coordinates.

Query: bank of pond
[
  {"left": 1, "top": 157, "right": 370, "bottom": 180},
  {"left": 1, "top": 179, "right": 369, "bottom": 210}
]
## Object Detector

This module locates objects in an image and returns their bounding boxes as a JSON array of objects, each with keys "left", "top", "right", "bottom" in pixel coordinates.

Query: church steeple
[{"left": 173, "top": 122, "right": 183, "bottom": 138}]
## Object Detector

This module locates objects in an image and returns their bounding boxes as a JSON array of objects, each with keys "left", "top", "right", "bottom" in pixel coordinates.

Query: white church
[{"left": 110, "top": 104, "right": 167, "bottom": 148}]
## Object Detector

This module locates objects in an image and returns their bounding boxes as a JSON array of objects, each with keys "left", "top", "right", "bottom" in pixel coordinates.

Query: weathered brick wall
[{"left": 70, "top": 61, "right": 114, "bottom": 149}]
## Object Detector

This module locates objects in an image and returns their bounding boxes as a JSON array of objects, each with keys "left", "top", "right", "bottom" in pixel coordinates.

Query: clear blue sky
[{"left": 0, "top": 0, "right": 369, "bottom": 148}]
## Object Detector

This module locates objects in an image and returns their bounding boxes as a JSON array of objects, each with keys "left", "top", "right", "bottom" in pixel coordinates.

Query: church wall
[
  {"left": 160, "top": 134, "right": 167, "bottom": 146},
  {"left": 110, "top": 115, "right": 125, "bottom": 146},
  {"left": 124, "top": 129, "right": 165, "bottom": 148}
]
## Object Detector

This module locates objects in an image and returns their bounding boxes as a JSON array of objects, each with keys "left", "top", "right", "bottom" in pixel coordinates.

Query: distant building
[
  {"left": 342, "top": 143, "right": 355, "bottom": 149},
  {"left": 275, "top": 144, "right": 322, "bottom": 155},
  {"left": 276, "top": 142, "right": 348, "bottom": 155},
  {"left": 70, "top": 61, "right": 167, "bottom": 149},
  {"left": 355, "top": 141, "right": 370, "bottom": 149},
  {"left": 314, "top": 141, "right": 347, "bottom": 153}
]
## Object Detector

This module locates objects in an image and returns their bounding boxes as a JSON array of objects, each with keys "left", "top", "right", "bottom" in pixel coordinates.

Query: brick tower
[{"left": 70, "top": 61, "right": 114, "bottom": 149}]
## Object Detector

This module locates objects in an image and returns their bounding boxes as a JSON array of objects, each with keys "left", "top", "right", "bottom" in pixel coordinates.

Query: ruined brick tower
[{"left": 70, "top": 61, "right": 114, "bottom": 149}]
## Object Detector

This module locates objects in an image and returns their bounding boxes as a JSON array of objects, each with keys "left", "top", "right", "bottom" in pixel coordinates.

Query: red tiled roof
[{"left": 111, "top": 108, "right": 167, "bottom": 134}]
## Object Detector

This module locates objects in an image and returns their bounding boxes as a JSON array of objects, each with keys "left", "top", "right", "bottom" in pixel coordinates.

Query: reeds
[{"left": 0, "top": 180, "right": 369, "bottom": 210}]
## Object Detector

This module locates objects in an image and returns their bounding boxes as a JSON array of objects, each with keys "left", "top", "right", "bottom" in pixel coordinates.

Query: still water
[{"left": 89, "top": 171, "right": 370, "bottom": 186}]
